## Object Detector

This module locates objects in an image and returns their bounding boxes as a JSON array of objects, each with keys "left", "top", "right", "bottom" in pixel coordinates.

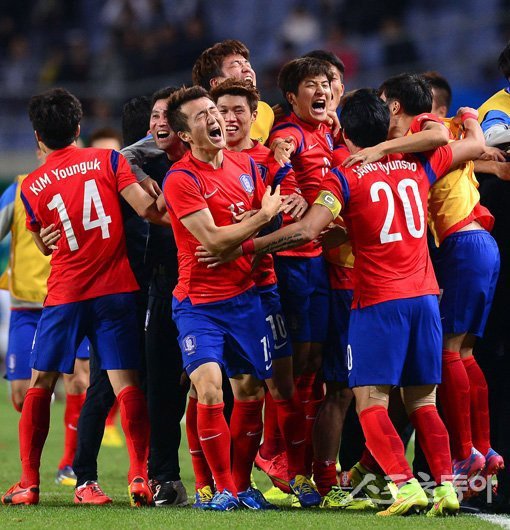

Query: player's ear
[
  {"left": 286, "top": 92, "right": 297, "bottom": 106},
  {"left": 251, "top": 109, "right": 258, "bottom": 123},
  {"left": 178, "top": 130, "right": 191, "bottom": 144},
  {"left": 75, "top": 124, "right": 81, "bottom": 140},
  {"left": 390, "top": 100, "right": 401, "bottom": 115}
]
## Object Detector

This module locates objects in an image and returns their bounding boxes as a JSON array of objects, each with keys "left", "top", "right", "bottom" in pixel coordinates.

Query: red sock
[
  {"left": 186, "top": 397, "right": 213, "bottom": 490},
  {"left": 259, "top": 392, "right": 284, "bottom": 459},
  {"left": 410, "top": 405, "right": 453, "bottom": 484},
  {"left": 360, "top": 446, "right": 385, "bottom": 475},
  {"left": 296, "top": 373, "right": 315, "bottom": 403},
  {"left": 58, "top": 392, "right": 86, "bottom": 469},
  {"left": 117, "top": 386, "right": 150, "bottom": 482},
  {"left": 19, "top": 388, "right": 52, "bottom": 487},
  {"left": 313, "top": 459, "right": 337, "bottom": 496},
  {"left": 231, "top": 398, "right": 264, "bottom": 492},
  {"left": 358, "top": 406, "right": 413, "bottom": 485},
  {"left": 106, "top": 399, "right": 119, "bottom": 427},
  {"left": 463, "top": 356, "right": 491, "bottom": 456},
  {"left": 275, "top": 391, "right": 306, "bottom": 478},
  {"left": 197, "top": 402, "right": 236, "bottom": 494},
  {"left": 303, "top": 399, "right": 322, "bottom": 476},
  {"left": 438, "top": 349, "right": 472, "bottom": 460}
]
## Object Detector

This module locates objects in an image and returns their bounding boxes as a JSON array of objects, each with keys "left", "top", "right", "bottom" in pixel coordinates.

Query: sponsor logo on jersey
[
  {"left": 239, "top": 173, "right": 255, "bottom": 194},
  {"left": 182, "top": 334, "right": 197, "bottom": 355}
]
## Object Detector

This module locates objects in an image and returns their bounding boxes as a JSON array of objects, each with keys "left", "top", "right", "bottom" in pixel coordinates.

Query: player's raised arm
[{"left": 448, "top": 108, "right": 485, "bottom": 170}]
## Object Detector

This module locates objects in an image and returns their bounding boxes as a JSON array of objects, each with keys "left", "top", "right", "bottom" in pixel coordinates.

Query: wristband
[
  {"left": 241, "top": 239, "right": 255, "bottom": 255},
  {"left": 461, "top": 112, "right": 478, "bottom": 123}
]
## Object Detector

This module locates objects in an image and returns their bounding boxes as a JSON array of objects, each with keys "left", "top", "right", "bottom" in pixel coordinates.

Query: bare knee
[{"left": 401, "top": 385, "right": 437, "bottom": 416}]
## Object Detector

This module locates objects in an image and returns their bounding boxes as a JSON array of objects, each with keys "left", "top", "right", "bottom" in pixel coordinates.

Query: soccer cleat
[
  {"left": 263, "top": 485, "right": 293, "bottom": 503},
  {"left": 320, "top": 486, "right": 355, "bottom": 509},
  {"left": 376, "top": 478, "right": 429, "bottom": 517},
  {"left": 254, "top": 450, "right": 291, "bottom": 493},
  {"left": 152, "top": 480, "right": 189, "bottom": 507},
  {"left": 426, "top": 481, "right": 460, "bottom": 517},
  {"left": 128, "top": 476, "right": 153, "bottom": 507},
  {"left": 74, "top": 481, "right": 112, "bottom": 505},
  {"left": 453, "top": 447, "right": 486, "bottom": 484},
  {"left": 192, "top": 485, "right": 214, "bottom": 509},
  {"left": 55, "top": 465, "right": 77, "bottom": 487},
  {"left": 207, "top": 489, "right": 239, "bottom": 511},
  {"left": 289, "top": 475, "right": 321, "bottom": 507},
  {"left": 102, "top": 425, "right": 124, "bottom": 448},
  {"left": 350, "top": 461, "right": 395, "bottom": 505},
  {"left": 238, "top": 487, "right": 277, "bottom": 510},
  {"left": 2, "top": 482, "right": 39, "bottom": 505},
  {"left": 482, "top": 448, "right": 505, "bottom": 478}
]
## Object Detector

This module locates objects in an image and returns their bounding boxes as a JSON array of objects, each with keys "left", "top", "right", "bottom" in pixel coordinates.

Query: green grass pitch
[{"left": 0, "top": 380, "right": 497, "bottom": 529}]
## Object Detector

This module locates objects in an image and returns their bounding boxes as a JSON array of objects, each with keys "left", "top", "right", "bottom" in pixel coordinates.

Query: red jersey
[
  {"left": 163, "top": 150, "right": 265, "bottom": 304},
  {"left": 243, "top": 141, "right": 301, "bottom": 287},
  {"left": 269, "top": 112, "right": 333, "bottom": 257},
  {"left": 316, "top": 146, "right": 453, "bottom": 308},
  {"left": 21, "top": 145, "right": 139, "bottom": 306}
]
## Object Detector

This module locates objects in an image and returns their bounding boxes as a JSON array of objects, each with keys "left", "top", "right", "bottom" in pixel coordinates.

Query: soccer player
[
  {"left": 0, "top": 147, "right": 90, "bottom": 488},
  {"left": 1, "top": 88, "right": 167, "bottom": 507},
  {"left": 209, "top": 78, "right": 321, "bottom": 506},
  {"left": 201, "top": 88, "right": 485, "bottom": 516},
  {"left": 267, "top": 56, "right": 334, "bottom": 477},
  {"left": 192, "top": 39, "right": 274, "bottom": 144},
  {"left": 345, "top": 73, "right": 504, "bottom": 485},
  {"left": 162, "top": 86, "right": 288, "bottom": 511}
]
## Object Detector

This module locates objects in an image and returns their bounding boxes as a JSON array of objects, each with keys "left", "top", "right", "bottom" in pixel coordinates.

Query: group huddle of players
[{"left": 2, "top": 36, "right": 510, "bottom": 517}]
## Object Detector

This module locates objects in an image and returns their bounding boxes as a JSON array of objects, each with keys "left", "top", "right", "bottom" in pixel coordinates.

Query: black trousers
[{"left": 74, "top": 272, "right": 187, "bottom": 486}]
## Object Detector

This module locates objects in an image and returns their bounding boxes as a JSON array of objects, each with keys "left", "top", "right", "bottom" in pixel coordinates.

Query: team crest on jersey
[
  {"left": 325, "top": 133, "right": 334, "bottom": 151},
  {"left": 239, "top": 173, "right": 255, "bottom": 194},
  {"left": 256, "top": 164, "right": 268, "bottom": 183},
  {"left": 182, "top": 335, "right": 197, "bottom": 355}
]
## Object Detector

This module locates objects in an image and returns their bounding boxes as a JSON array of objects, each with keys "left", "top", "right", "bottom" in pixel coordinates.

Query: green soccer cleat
[
  {"left": 426, "top": 481, "right": 459, "bottom": 517},
  {"left": 263, "top": 485, "right": 293, "bottom": 503},
  {"left": 350, "top": 462, "right": 395, "bottom": 505},
  {"left": 320, "top": 486, "right": 355, "bottom": 509},
  {"left": 376, "top": 478, "right": 429, "bottom": 517}
]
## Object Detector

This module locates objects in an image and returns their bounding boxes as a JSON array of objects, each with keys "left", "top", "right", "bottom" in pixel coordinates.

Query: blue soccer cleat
[
  {"left": 238, "top": 487, "right": 278, "bottom": 510},
  {"left": 207, "top": 489, "right": 240, "bottom": 511},
  {"left": 192, "top": 485, "right": 214, "bottom": 509},
  {"left": 290, "top": 475, "right": 321, "bottom": 507}
]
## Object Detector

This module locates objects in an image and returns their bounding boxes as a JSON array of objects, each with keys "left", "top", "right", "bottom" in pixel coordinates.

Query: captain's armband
[{"left": 314, "top": 190, "right": 342, "bottom": 219}]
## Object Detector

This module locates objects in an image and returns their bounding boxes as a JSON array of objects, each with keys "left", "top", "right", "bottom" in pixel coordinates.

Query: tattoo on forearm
[{"left": 256, "top": 232, "right": 306, "bottom": 254}]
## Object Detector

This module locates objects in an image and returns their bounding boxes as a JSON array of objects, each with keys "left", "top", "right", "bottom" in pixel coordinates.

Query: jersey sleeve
[
  {"left": 269, "top": 122, "right": 305, "bottom": 155},
  {"left": 416, "top": 144, "right": 454, "bottom": 184},
  {"left": 110, "top": 151, "right": 138, "bottom": 192},
  {"left": 20, "top": 189, "right": 40, "bottom": 233},
  {"left": 409, "top": 113, "right": 443, "bottom": 133},
  {"left": 313, "top": 167, "right": 349, "bottom": 220},
  {"left": 163, "top": 169, "right": 207, "bottom": 219}
]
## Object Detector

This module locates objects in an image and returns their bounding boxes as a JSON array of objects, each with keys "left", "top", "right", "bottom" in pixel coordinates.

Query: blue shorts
[
  {"left": 258, "top": 283, "right": 292, "bottom": 361},
  {"left": 323, "top": 289, "right": 353, "bottom": 383},
  {"left": 5, "top": 309, "right": 91, "bottom": 380},
  {"left": 347, "top": 295, "right": 442, "bottom": 387},
  {"left": 31, "top": 293, "right": 140, "bottom": 374},
  {"left": 274, "top": 255, "right": 329, "bottom": 343},
  {"left": 436, "top": 230, "right": 500, "bottom": 337},
  {"left": 172, "top": 288, "right": 272, "bottom": 380}
]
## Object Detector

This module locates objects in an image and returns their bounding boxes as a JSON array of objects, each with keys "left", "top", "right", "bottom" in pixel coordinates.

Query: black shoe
[{"left": 152, "top": 480, "right": 189, "bottom": 507}]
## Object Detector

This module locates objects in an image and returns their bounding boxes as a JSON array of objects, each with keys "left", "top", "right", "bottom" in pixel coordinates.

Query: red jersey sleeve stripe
[
  {"left": 414, "top": 153, "right": 438, "bottom": 185},
  {"left": 20, "top": 191, "right": 39, "bottom": 231},
  {"left": 271, "top": 123, "right": 305, "bottom": 154},
  {"left": 330, "top": 167, "right": 350, "bottom": 207},
  {"left": 110, "top": 150, "right": 119, "bottom": 174}
]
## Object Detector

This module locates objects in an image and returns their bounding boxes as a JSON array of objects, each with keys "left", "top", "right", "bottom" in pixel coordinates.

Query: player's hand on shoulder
[
  {"left": 453, "top": 106, "right": 479, "bottom": 125},
  {"left": 270, "top": 137, "right": 294, "bottom": 167},
  {"left": 195, "top": 244, "right": 242, "bottom": 267},
  {"left": 327, "top": 109, "right": 341, "bottom": 137},
  {"left": 342, "top": 144, "right": 385, "bottom": 168},
  {"left": 281, "top": 193, "right": 308, "bottom": 220},
  {"left": 40, "top": 223, "right": 61, "bottom": 251},
  {"left": 139, "top": 177, "right": 162, "bottom": 199}
]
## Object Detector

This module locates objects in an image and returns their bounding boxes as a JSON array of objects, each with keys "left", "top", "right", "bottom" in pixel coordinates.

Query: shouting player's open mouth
[
  {"left": 311, "top": 98, "right": 327, "bottom": 118},
  {"left": 208, "top": 125, "right": 224, "bottom": 146}
]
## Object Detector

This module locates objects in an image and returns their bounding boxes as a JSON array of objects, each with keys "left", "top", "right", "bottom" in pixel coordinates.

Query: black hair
[
  {"left": 151, "top": 86, "right": 178, "bottom": 108},
  {"left": 303, "top": 50, "right": 345, "bottom": 81},
  {"left": 421, "top": 71, "right": 452, "bottom": 112},
  {"left": 167, "top": 86, "right": 212, "bottom": 134},
  {"left": 379, "top": 73, "right": 432, "bottom": 115},
  {"left": 210, "top": 78, "right": 260, "bottom": 113},
  {"left": 121, "top": 96, "right": 151, "bottom": 146},
  {"left": 498, "top": 41, "right": 510, "bottom": 81},
  {"left": 28, "top": 88, "right": 82, "bottom": 149},
  {"left": 340, "top": 88, "right": 390, "bottom": 148}
]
